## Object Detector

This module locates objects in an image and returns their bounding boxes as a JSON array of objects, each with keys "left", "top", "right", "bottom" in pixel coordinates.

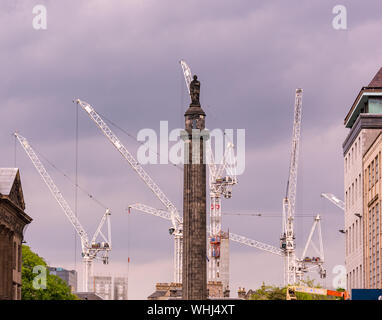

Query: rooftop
[
  {"left": 344, "top": 68, "right": 382, "bottom": 128},
  {"left": 0, "top": 168, "right": 19, "bottom": 196}
]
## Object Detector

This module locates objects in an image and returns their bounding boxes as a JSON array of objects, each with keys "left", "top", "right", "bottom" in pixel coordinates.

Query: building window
[
  {"left": 359, "top": 174, "right": 362, "bottom": 198},
  {"left": 13, "top": 243, "right": 16, "bottom": 270},
  {"left": 376, "top": 156, "right": 379, "bottom": 182},
  {"left": 18, "top": 244, "right": 21, "bottom": 272},
  {"left": 372, "top": 161, "right": 375, "bottom": 186},
  {"left": 346, "top": 229, "right": 348, "bottom": 255},
  {"left": 345, "top": 191, "right": 348, "bottom": 211},
  {"left": 369, "top": 166, "right": 371, "bottom": 190},
  {"left": 359, "top": 137, "right": 361, "bottom": 155},
  {"left": 352, "top": 183, "right": 354, "bottom": 206},
  {"left": 352, "top": 147, "right": 354, "bottom": 165}
]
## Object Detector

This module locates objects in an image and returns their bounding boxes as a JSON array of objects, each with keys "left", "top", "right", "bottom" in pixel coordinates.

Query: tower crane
[
  {"left": 278, "top": 89, "right": 327, "bottom": 284},
  {"left": 321, "top": 193, "right": 345, "bottom": 211},
  {"left": 129, "top": 203, "right": 326, "bottom": 282},
  {"left": 15, "top": 133, "right": 112, "bottom": 292},
  {"left": 74, "top": 99, "right": 184, "bottom": 283},
  {"left": 280, "top": 88, "right": 303, "bottom": 285},
  {"left": 295, "top": 214, "right": 326, "bottom": 280},
  {"left": 128, "top": 203, "right": 284, "bottom": 256},
  {"left": 206, "top": 136, "right": 237, "bottom": 288}
]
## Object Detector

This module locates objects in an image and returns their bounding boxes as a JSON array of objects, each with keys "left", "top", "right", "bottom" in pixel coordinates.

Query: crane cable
[
  {"left": 75, "top": 99, "right": 78, "bottom": 272},
  {"left": 31, "top": 145, "right": 109, "bottom": 210}
]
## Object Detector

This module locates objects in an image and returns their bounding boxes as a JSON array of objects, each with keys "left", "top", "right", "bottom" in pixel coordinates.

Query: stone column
[{"left": 182, "top": 75, "right": 208, "bottom": 300}]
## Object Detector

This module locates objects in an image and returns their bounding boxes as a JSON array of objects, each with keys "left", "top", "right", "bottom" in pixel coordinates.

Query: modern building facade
[
  {"left": 343, "top": 68, "right": 382, "bottom": 291},
  {"left": 0, "top": 168, "right": 32, "bottom": 300},
  {"left": 48, "top": 267, "right": 77, "bottom": 292},
  {"left": 363, "top": 132, "right": 382, "bottom": 288}
]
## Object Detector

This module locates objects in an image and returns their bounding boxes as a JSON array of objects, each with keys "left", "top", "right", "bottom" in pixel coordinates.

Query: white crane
[
  {"left": 180, "top": 63, "right": 324, "bottom": 285},
  {"left": 129, "top": 203, "right": 327, "bottom": 278},
  {"left": 280, "top": 88, "right": 303, "bottom": 285},
  {"left": 15, "top": 133, "right": 112, "bottom": 292},
  {"left": 206, "top": 139, "right": 237, "bottom": 287},
  {"left": 321, "top": 193, "right": 345, "bottom": 211},
  {"left": 128, "top": 203, "right": 284, "bottom": 257},
  {"left": 74, "top": 99, "right": 184, "bottom": 283},
  {"left": 295, "top": 214, "right": 326, "bottom": 280}
]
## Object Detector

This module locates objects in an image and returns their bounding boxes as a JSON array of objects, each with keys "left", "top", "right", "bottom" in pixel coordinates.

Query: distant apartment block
[
  {"left": 90, "top": 276, "right": 112, "bottom": 300},
  {"left": 48, "top": 267, "right": 77, "bottom": 292},
  {"left": 343, "top": 67, "right": 382, "bottom": 291},
  {"left": 114, "top": 277, "right": 128, "bottom": 300},
  {"left": 89, "top": 275, "right": 128, "bottom": 300}
]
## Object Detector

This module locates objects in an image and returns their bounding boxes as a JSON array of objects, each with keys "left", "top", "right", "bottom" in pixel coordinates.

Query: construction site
[
  {"left": 4, "top": 60, "right": 344, "bottom": 300},
  {"left": 2, "top": 1, "right": 382, "bottom": 302}
]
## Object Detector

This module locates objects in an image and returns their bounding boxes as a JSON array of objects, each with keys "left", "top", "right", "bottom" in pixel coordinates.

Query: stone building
[
  {"left": 343, "top": 67, "right": 382, "bottom": 291},
  {"left": 0, "top": 168, "right": 32, "bottom": 300},
  {"left": 362, "top": 131, "right": 382, "bottom": 288},
  {"left": 147, "top": 281, "right": 226, "bottom": 300}
]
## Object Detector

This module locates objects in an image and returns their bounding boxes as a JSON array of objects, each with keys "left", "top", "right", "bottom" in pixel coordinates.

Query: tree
[
  {"left": 22, "top": 245, "right": 78, "bottom": 300},
  {"left": 249, "top": 282, "right": 286, "bottom": 300},
  {"left": 249, "top": 279, "right": 340, "bottom": 300}
]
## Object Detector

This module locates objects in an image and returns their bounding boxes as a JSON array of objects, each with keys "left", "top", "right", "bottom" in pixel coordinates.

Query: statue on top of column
[{"left": 189, "top": 75, "right": 200, "bottom": 105}]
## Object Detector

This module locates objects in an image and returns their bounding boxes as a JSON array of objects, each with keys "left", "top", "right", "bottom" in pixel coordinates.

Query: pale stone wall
[
  {"left": 362, "top": 132, "right": 382, "bottom": 288},
  {"left": 344, "top": 128, "right": 382, "bottom": 291}
]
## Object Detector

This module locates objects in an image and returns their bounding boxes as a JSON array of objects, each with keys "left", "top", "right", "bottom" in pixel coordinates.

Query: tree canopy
[
  {"left": 249, "top": 279, "right": 343, "bottom": 300},
  {"left": 22, "top": 245, "right": 78, "bottom": 300}
]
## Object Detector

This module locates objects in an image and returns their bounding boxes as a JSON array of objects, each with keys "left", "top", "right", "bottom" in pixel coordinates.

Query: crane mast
[
  {"left": 207, "top": 141, "right": 237, "bottom": 287},
  {"left": 15, "top": 133, "right": 112, "bottom": 292},
  {"left": 280, "top": 88, "right": 303, "bottom": 285},
  {"left": 75, "top": 99, "right": 183, "bottom": 282}
]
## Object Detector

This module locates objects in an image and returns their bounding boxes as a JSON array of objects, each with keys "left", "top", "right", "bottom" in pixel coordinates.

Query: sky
[{"left": 1, "top": 0, "right": 382, "bottom": 299}]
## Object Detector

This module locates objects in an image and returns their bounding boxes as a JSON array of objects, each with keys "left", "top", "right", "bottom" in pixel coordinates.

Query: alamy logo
[
  {"left": 332, "top": 5, "right": 347, "bottom": 30},
  {"left": 32, "top": 5, "right": 47, "bottom": 30},
  {"left": 136, "top": 121, "right": 246, "bottom": 175},
  {"left": 32, "top": 265, "right": 47, "bottom": 289},
  {"left": 332, "top": 265, "right": 346, "bottom": 289}
]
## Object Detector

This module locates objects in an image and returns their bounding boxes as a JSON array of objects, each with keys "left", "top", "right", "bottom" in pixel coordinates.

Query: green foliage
[
  {"left": 249, "top": 282, "right": 286, "bottom": 300},
  {"left": 21, "top": 245, "right": 78, "bottom": 300},
  {"left": 249, "top": 279, "right": 338, "bottom": 300}
]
